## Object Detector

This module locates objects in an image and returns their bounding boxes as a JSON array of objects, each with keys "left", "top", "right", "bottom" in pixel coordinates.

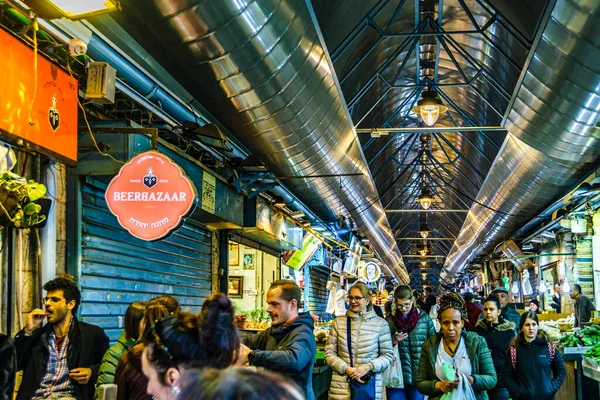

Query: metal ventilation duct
[
  {"left": 445, "top": 0, "right": 600, "bottom": 274},
  {"left": 111, "top": 0, "right": 408, "bottom": 282}
]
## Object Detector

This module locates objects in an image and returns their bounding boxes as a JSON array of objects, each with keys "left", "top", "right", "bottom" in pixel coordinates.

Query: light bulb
[
  {"left": 539, "top": 280, "right": 547, "bottom": 293},
  {"left": 419, "top": 230, "right": 430, "bottom": 239},
  {"left": 420, "top": 105, "right": 440, "bottom": 126},
  {"left": 562, "top": 280, "right": 571, "bottom": 293},
  {"left": 511, "top": 281, "right": 519, "bottom": 294}
]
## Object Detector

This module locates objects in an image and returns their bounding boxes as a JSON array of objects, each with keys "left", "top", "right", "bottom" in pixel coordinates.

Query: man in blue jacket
[{"left": 238, "top": 280, "right": 316, "bottom": 400}]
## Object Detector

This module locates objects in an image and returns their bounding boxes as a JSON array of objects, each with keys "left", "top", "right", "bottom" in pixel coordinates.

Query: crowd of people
[{"left": 0, "top": 275, "right": 587, "bottom": 400}]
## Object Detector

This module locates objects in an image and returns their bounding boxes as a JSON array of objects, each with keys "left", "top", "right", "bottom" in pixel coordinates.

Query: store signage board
[
  {"left": 0, "top": 28, "right": 78, "bottom": 165},
  {"left": 282, "top": 233, "right": 320, "bottom": 269},
  {"left": 358, "top": 262, "right": 381, "bottom": 283},
  {"left": 105, "top": 151, "right": 197, "bottom": 241},
  {"left": 201, "top": 171, "right": 216, "bottom": 213}
]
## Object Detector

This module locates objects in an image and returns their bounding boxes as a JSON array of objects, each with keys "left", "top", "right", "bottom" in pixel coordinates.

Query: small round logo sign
[
  {"left": 358, "top": 262, "right": 382, "bottom": 283},
  {"left": 105, "top": 151, "right": 197, "bottom": 241}
]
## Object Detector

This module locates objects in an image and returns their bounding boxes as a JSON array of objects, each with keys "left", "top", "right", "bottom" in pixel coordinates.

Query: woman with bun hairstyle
[
  {"left": 503, "top": 311, "right": 566, "bottom": 400},
  {"left": 115, "top": 304, "right": 169, "bottom": 400},
  {"left": 474, "top": 296, "right": 516, "bottom": 400},
  {"left": 385, "top": 285, "right": 435, "bottom": 400},
  {"left": 141, "top": 293, "right": 239, "bottom": 400},
  {"left": 416, "top": 292, "right": 496, "bottom": 400}
]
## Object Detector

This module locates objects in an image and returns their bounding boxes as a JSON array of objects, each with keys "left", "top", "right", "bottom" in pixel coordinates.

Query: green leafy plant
[{"left": 0, "top": 171, "right": 48, "bottom": 228}]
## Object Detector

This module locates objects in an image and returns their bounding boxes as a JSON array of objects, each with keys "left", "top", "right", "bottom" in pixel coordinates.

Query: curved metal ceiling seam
[{"left": 115, "top": 0, "right": 409, "bottom": 282}]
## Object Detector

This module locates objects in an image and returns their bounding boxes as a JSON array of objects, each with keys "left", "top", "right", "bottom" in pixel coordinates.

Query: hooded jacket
[
  {"left": 325, "top": 308, "right": 394, "bottom": 400},
  {"left": 114, "top": 343, "right": 151, "bottom": 400},
  {"left": 245, "top": 312, "right": 316, "bottom": 400},
  {"left": 385, "top": 308, "right": 435, "bottom": 386},
  {"left": 0, "top": 334, "right": 16, "bottom": 400},
  {"left": 503, "top": 336, "right": 566, "bottom": 400},
  {"left": 95, "top": 330, "right": 136, "bottom": 399},
  {"left": 474, "top": 318, "right": 516, "bottom": 389},
  {"left": 14, "top": 317, "right": 109, "bottom": 400},
  {"left": 416, "top": 331, "right": 497, "bottom": 400}
]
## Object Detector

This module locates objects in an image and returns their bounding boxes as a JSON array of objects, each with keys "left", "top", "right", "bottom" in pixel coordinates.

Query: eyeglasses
[
  {"left": 396, "top": 302, "right": 412, "bottom": 309},
  {"left": 347, "top": 296, "right": 365, "bottom": 302}
]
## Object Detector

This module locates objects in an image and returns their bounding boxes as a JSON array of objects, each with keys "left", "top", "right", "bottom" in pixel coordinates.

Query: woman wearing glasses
[
  {"left": 325, "top": 281, "right": 394, "bottom": 400},
  {"left": 141, "top": 293, "right": 239, "bottom": 400},
  {"left": 385, "top": 285, "right": 436, "bottom": 400}
]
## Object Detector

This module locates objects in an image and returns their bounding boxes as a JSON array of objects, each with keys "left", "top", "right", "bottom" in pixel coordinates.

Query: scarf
[{"left": 393, "top": 307, "right": 420, "bottom": 333}]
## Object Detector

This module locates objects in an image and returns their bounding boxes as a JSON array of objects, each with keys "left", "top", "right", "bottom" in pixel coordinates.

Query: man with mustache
[{"left": 14, "top": 276, "right": 109, "bottom": 400}]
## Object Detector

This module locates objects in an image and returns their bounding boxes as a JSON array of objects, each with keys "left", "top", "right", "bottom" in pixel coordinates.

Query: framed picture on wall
[
  {"left": 228, "top": 276, "right": 243, "bottom": 298},
  {"left": 228, "top": 243, "right": 240, "bottom": 266},
  {"left": 243, "top": 253, "right": 255, "bottom": 270}
]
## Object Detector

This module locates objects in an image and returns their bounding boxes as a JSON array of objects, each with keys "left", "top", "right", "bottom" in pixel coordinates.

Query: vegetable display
[
  {"left": 0, "top": 171, "right": 47, "bottom": 228},
  {"left": 237, "top": 308, "right": 271, "bottom": 330},
  {"left": 559, "top": 325, "right": 600, "bottom": 348},
  {"left": 584, "top": 342, "right": 600, "bottom": 363}
]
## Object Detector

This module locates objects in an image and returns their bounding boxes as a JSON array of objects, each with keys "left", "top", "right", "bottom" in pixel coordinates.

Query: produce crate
[
  {"left": 563, "top": 346, "right": 594, "bottom": 354},
  {"left": 582, "top": 357, "right": 600, "bottom": 382}
]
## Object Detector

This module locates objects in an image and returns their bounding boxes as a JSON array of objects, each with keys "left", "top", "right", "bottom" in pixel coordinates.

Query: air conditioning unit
[{"left": 85, "top": 62, "right": 116, "bottom": 104}]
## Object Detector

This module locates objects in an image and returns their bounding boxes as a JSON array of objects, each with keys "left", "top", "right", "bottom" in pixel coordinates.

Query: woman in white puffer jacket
[{"left": 325, "top": 282, "right": 394, "bottom": 400}]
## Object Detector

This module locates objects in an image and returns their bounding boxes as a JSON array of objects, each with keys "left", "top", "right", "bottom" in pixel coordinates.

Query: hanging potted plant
[{"left": 0, "top": 171, "right": 49, "bottom": 229}]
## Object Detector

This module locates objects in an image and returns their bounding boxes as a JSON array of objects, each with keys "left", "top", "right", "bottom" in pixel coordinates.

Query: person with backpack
[{"left": 503, "top": 311, "right": 566, "bottom": 400}]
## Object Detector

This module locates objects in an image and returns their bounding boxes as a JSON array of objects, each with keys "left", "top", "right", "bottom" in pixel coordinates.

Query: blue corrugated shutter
[
  {"left": 308, "top": 265, "right": 331, "bottom": 320},
  {"left": 79, "top": 180, "right": 212, "bottom": 343}
]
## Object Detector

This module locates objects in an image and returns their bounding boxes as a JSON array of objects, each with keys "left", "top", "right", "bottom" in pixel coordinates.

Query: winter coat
[
  {"left": 423, "top": 295, "right": 436, "bottom": 314},
  {"left": 465, "top": 302, "right": 483, "bottom": 331},
  {"left": 416, "top": 331, "right": 497, "bottom": 400},
  {"left": 0, "top": 334, "right": 16, "bottom": 400},
  {"left": 503, "top": 337, "right": 566, "bottom": 400},
  {"left": 385, "top": 308, "right": 435, "bottom": 386},
  {"left": 478, "top": 305, "right": 521, "bottom": 328},
  {"left": 245, "top": 312, "right": 316, "bottom": 400},
  {"left": 95, "top": 330, "right": 136, "bottom": 399},
  {"left": 114, "top": 343, "right": 150, "bottom": 400},
  {"left": 14, "top": 317, "right": 109, "bottom": 400},
  {"left": 474, "top": 318, "right": 516, "bottom": 389},
  {"left": 325, "top": 309, "right": 394, "bottom": 400}
]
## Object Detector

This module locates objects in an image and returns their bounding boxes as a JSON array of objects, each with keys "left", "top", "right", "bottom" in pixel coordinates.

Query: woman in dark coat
[
  {"left": 0, "top": 334, "right": 16, "bottom": 400},
  {"left": 386, "top": 285, "right": 436, "bottom": 400},
  {"left": 115, "top": 305, "right": 169, "bottom": 400},
  {"left": 503, "top": 311, "right": 566, "bottom": 400},
  {"left": 474, "top": 296, "right": 516, "bottom": 400}
]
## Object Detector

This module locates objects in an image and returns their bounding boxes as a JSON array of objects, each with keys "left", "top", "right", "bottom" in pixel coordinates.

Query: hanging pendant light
[
  {"left": 539, "top": 280, "right": 548, "bottom": 293},
  {"left": 416, "top": 188, "right": 433, "bottom": 210},
  {"left": 418, "top": 220, "right": 431, "bottom": 239},
  {"left": 562, "top": 280, "right": 571, "bottom": 293},
  {"left": 411, "top": 89, "right": 448, "bottom": 126}
]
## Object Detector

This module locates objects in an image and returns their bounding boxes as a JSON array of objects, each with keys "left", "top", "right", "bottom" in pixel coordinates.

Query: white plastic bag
[
  {"left": 440, "top": 373, "right": 476, "bottom": 400},
  {"left": 382, "top": 344, "right": 404, "bottom": 388}
]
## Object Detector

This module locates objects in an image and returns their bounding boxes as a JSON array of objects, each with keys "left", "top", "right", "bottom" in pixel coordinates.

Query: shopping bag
[
  {"left": 439, "top": 372, "right": 476, "bottom": 400},
  {"left": 349, "top": 373, "right": 376, "bottom": 400},
  {"left": 382, "top": 344, "right": 404, "bottom": 388}
]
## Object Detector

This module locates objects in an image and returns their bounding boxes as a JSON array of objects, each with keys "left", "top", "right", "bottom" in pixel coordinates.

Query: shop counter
[{"left": 312, "top": 364, "right": 331, "bottom": 400}]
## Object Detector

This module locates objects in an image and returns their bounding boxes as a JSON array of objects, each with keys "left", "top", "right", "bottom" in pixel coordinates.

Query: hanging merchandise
[
  {"left": 521, "top": 269, "right": 533, "bottom": 295},
  {"left": 511, "top": 281, "right": 520, "bottom": 294},
  {"left": 502, "top": 276, "right": 510, "bottom": 291}
]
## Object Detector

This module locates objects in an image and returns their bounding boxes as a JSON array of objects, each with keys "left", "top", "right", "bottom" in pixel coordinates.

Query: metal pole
[
  {"left": 385, "top": 209, "right": 470, "bottom": 213},
  {"left": 356, "top": 126, "right": 505, "bottom": 133}
]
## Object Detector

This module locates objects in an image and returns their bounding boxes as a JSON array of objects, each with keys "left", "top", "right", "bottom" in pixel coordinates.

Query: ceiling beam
[
  {"left": 385, "top": 209, "right": 470, "bottom": 213},
  {"left": 356, "top": 126, "right": 505, "bottom": 133},
  {"left": 396, "top": 237, "right": 456, "bottom": 240}
]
